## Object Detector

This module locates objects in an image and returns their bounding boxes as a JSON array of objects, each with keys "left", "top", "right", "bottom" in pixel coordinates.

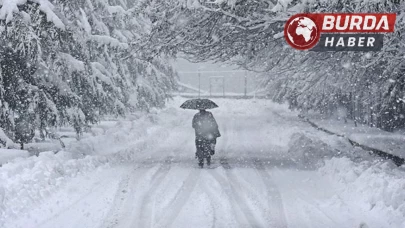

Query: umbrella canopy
[{"left": 180, "top": 98, "right": 219, "bottom": 110}]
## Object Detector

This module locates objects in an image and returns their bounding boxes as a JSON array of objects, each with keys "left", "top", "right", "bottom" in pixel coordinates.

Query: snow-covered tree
[
  {"left": 0, "top": 0, "right": 177, "bottom": 146},
  {"left": 142, "top": 0, "right": 405, "bottom": 131}
]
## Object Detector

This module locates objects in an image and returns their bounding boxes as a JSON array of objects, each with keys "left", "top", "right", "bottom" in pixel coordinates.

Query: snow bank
[
  {"left": 0, "top": 106, "right": 182, "bottom": 226},
  {"left": 287, "top": 126, "right": 405, "bottom": 226},
  {"left": 319, "top": 157, "right": 405, "bottom": 227},
  {"left": 0, "top": 151, "right": 110, "bottom": 224},
  {"left": 66, "top": 114, "right": 170, "bottom": 157},
  {"left": 308, "top": 117, "right": 405, "bottom": 158},
  {"left": 0, "top": 149, "right": 29, "bottom": 165},
  {"left": 287, "top": 132, "right": 336, "bottom": 168}
]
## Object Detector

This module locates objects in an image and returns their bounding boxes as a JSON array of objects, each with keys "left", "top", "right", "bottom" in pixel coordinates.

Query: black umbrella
[{"left": 180, "top": 98, "right": 218, "bottom": 110}]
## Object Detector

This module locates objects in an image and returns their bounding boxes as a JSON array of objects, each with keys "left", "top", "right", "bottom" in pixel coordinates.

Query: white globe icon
[{"left": 287, "top": 16, "right": 318, "bottom": 47}]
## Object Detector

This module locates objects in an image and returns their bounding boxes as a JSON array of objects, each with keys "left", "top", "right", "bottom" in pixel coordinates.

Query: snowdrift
[
  {"left": 320, "top": 158, "right": 405, "bottom": 227},
  {"left": 0, "top": 149, "right": 29, "bottom": 165},
  {"left": 288, "top": 132, "right": 336, "bottom": 168},
  {"left": 0, "top": 106, "right": 186, "bottom": 226}
]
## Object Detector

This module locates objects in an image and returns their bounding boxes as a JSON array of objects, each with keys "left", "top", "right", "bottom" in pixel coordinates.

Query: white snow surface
[
  {"left": 0, "top": 149, "right": 29, "bottom": 165},
  {"left": 308, "top": 116, "right": 405, "bottom": 158},
  {"left": 1, "top": 98, "right": 404, "bottom": 228}
]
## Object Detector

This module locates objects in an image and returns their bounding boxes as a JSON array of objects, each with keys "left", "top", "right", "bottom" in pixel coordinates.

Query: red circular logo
[{"left": 284, "top": 14, "right": 321, "bottom": 50}]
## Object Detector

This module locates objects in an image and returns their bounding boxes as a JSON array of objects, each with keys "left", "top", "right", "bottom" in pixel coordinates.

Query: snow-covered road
[{"left": 3, "top": 98, "right": 404, "bottom": 228}]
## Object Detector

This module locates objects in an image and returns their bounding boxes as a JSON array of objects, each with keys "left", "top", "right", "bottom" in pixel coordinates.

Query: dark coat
[{"left": 192, "top": 110, "right": 220, "bottom": 140}]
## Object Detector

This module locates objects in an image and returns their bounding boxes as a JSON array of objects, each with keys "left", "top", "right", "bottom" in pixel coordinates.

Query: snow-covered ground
[
  {"left": 1, "top": 98, "right": 404, "bottom": 228},
  {"left": 0, "top": 122, "right": 120, "bottom": 165},
  {"left": 0, "top": 149, "right": 29, "bottom": 165},
  {"left": 307, "top": 117, "right": 405, "bottom": 158}
]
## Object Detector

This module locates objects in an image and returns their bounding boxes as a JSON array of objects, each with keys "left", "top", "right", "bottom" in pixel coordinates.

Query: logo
[
  {"left": 284, "top": 13, "right": 397, "bottom": 51},
  {"left": 285, "top": 15, "right": 320, "bottom": 50}
]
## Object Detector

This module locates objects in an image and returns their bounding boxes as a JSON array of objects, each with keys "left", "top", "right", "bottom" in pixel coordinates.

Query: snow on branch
[
  {"left": 107, "top": 5, "right": 126, "bottom": 14},
  {"left": 91, "top": 62, "right": 113, "bottom": 85},
  {"left": 0, "top": 127, "right": 15, "bottom": 148},
  {"left": 58, "top": 52, "right": 85, "bottom": 72},
  {"left": 90, "top": 35, "right": 129, "bottom": 49},
  {"left": 0, "top": 0, "right": 65, "bottom": 29}
]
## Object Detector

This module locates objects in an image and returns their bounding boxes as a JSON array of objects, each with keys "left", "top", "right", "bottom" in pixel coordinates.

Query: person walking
[
  {"left": 180, "top": 98, "right": 220, "bottom": 168},
  {"left": 192, "top": 109, "right": 220, "bottom": 168}
]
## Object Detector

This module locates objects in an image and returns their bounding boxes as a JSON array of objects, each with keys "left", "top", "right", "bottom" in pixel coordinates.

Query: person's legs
[
  {"left": 206, "top": 156, "right": 211, "bottom": 166},
  {"left": 210, "top": 138, "right": 216, "bottom": 155},
  {"left": 196, "top": 138, "right": 204, "bottom": 167},
  {"left": 198, "top": 157, "right": 204, "bottom": 168},
  {"left": 201, "top": 139, "right": 213, "bottom": 166},
  {"left": 196, "top": 138, "right": 205, "bottom": 156},
  {"left": 196, "top": 138, "right": 215, "bottom": 168},
  {"left": 202, "top": 139, "right": 211, "bottom": 157}
]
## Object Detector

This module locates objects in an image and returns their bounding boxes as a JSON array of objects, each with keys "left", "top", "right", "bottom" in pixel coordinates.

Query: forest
[
  {"left": 0, "top": 0, "right": 404, "bottom": 148},
  {"left": 0, "top": 0, "right": 177, "bottom": 147},
  {"left": 142, "top": 0, "right": 405, "bottom": 131}
]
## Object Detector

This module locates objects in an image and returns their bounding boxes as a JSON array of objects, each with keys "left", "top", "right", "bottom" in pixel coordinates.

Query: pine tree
[{"left": 0, "top": 0, "right": 177, "bottom": 146}]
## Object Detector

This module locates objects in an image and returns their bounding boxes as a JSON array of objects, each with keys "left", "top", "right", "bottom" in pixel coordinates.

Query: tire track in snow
[
  {"left": 218, "top": 158, "right": 264, "bottom": 228},
  {"left": 133, "top": 111, "right": 209, "bottom": 227},
  {"left": 34, "top": 168, "right": 128, "bottom": 228},
  {"left": 253, "top": 159, "right": 288, "bottom": 228},
  {"left": 207, "top": 166, "right": 251, "bottom": 227},
  {"left": 114, "top": 121, "right": 191, "bottom": 228},
  {"left": 101, "top": 117, "right": 189, "bottom": 228},
  {"left": 35, "top": 177, "right": 112, "bottom": 227},
  {"left": 137, "top": 156, "right": 174, "bottom": 228},
  {"left": 155, "top": 168, "right": 201, "bottom": 228},
  {"left": 213, "top": 119, "right": 261, "bottom": 227},
  {"left": 233, "top": 109, "right": 289, "bottom": 228},
  {"left": 103, "top": 164, "right": 144, "bottom": 228},
  {"left": 219, "top": 111, "right": 288, "bottom": 228},
  {"left": 101, "top": 160, "right": 167, "bottom": 228},
  {"left": 199, "top": 174, "right": 220, "bottom": 228}
]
